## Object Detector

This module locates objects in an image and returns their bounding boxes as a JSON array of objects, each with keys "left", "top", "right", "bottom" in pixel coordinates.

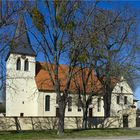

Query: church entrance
[{"left": 123, "top": 115, "right": 128, "bottom": 128}]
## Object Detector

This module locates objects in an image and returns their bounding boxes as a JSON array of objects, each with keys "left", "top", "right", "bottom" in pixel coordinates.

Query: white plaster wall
[
  {"left": 110, "top": 80, "right": 136, "bottom": 127},
  {"left": 110, "top": 80, "right": 134, "bottom": 116},
  {"left": 65, "top": 94, "right": 82, "bottom": 117},
  {"left": 37, "top": 92, "right": 57, "bottom": 116},
  {"left": 6, "top": 54, "right": 38, "bottom": 116},
  {"left": 66, "top": 95, "right": 104, "bottom": 117},
  {"left": 111, "top": 93, "right": 134, "bottom": 116},
  {"left": 92, "top": 96, "right": 104, "bottom": 117},
  {"left": 112, "top": 80, "right": 133, "bottom": 94},
  {"left": 38, "top": 93, "right": 104, "bottom": 117},
  {"left": 37, "top": 92, "right": 83, "bottom": 117}
]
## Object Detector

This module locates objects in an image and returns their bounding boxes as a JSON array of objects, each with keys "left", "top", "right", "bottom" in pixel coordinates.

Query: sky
[{"left": 98, "top": 1, "right": 140, "bottom": 9}]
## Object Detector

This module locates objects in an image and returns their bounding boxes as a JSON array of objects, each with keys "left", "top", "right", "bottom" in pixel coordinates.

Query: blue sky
[{"left": 98, "top": 1, "right": 140, "bottom": 9}]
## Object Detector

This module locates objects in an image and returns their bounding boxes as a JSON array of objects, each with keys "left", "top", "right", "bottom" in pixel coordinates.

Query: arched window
[
  {"left": 16, "top": 58, "right": 21, "bottom": 70},
  {"left": 45, "top": 95, "right": 50, "bottom": 111},
  {"left": 24, "top": 59, "right": 29, "bottom": 71}
]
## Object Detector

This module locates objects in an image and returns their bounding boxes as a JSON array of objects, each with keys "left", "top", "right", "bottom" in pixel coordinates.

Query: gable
[{"left": 112, "top": 80, "right": 133, "bottom": 94}]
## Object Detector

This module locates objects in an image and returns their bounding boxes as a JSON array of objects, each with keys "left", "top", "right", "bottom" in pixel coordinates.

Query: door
[{"left": 123, "top": 115, "right": 128, "bottom": 128}]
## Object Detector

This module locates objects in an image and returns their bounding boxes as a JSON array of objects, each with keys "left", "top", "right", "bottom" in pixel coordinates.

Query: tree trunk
[
  {"left": 54, "top": 52, "right": 65, "bottom": 135},
  {"left": 14, "top": 117, "right": 21, "bottom": 132},
  {"left": 82, "top": 104, "right": 88, "bottom": 129},
  {"left": 57, "top": 101, "right": 65, "bottom": 135},
  {"left": 104, "top": 84, "right": 112, "bottom": 117}
]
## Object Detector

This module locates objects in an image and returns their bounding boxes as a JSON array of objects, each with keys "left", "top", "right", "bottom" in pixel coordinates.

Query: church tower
[{"left": 6, "top": 15, "right": 38, "bottom": 116}]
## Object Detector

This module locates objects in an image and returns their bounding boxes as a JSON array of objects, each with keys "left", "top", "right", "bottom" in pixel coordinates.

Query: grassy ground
[{"left": 0, "top": 129, "right": 140, "bottom": 140}]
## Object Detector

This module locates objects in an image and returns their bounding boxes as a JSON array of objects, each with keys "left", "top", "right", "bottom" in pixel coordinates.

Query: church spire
[{"left": 11, "top": 14, "right": 36, "bottom": 56}]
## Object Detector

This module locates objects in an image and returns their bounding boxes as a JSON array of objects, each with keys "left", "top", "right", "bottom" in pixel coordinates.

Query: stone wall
[
  {"left": 0, "top": 115, "right": 136, "bottom": 131},
  {"left": 0, "top": 117, "right": 82, "bottom": 131}
]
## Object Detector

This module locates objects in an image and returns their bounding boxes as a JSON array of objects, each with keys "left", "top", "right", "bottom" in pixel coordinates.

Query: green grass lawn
[{"left": 0, "top": 129, "right": 139, "bottom": 140}]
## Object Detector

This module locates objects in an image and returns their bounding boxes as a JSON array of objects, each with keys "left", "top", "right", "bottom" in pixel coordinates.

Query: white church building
[{"left": 5, "top": 16, "right": 138, "bottom": 129}]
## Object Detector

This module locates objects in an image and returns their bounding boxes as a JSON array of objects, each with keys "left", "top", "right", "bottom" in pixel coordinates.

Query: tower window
[
  {"left": 16, "top": 58, "right": 21, "bottom": 70},
  {"left": 45, "top": 95, "right": 50, "bottom": 111},
  {"left": 24, "top": 59, "right": 29, "bottom": 71}
]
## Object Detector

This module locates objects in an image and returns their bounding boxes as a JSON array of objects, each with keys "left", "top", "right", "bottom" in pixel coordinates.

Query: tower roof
[{"left": 11, "top": 15, "right": 36, "bottom": 56}]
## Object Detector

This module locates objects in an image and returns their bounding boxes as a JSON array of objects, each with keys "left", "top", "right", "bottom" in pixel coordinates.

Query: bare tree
[
  {"left": 0, "top": 1, "right": 27, "bottom": 53},
  {"left": 89, "top": 6, "right": 140, "bottom": 117},
  {"left": 0, "top": 1, "right": 27, "bottom": 109},
  {"left": 71, "top": 3, "right": 140, "bottom": 130},
  {"left": 27, "top": 1, "right": 82, "bottom": 135}
]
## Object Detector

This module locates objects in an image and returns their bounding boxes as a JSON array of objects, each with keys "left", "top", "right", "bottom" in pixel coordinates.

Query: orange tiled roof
[{"left": 35, "top": 62, "right": 115, "bottom": 94}]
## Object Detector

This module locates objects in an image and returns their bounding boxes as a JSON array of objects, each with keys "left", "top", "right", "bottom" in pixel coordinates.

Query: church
[{"left": 5, "top": 15, "right": 138, "bottom": 129}]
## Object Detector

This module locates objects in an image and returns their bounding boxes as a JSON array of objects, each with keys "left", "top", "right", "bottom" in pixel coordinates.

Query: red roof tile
[{"left": 35, "top": 62, "right": 115, "bottom": 94}]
